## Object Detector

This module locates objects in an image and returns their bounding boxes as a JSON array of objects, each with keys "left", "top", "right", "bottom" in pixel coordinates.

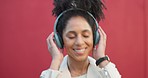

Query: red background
[{"left": 0, "top": 0, "right": 148, "bottom": 78}]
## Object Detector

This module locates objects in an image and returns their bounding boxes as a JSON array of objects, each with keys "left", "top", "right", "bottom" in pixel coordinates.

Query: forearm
[
  {"left": 50, "top": 59, "right": 62, "bottom": 70},
  {"left": 40, "top": 59, "right": 63, "bottom": 78}
]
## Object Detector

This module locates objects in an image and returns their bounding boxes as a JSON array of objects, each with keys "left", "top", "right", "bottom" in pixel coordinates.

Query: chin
[{"left": 73, "top": 55, "right": 89, "bottom": 62}]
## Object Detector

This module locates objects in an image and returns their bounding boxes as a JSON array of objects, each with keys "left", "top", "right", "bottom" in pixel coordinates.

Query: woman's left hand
[{"left": 93, "top": 26, "right": 107, "bottom": 60}]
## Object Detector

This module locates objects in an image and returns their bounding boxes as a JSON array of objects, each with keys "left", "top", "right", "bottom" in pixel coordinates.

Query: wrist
[
  {"left": 96, "top": 55, "right": 110, "bottom": 66},
  {"left": 98, "top": 60, "right": 109, "bottom": 68}
]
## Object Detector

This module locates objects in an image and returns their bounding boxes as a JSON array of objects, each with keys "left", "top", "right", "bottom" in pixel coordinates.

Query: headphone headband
[{"left": 54, "top": 8, "right": 99, "bottom": 33}]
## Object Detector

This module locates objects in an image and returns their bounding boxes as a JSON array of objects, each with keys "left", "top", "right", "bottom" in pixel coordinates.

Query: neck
[{"left": 67, "top": 56, "right": 89, "bottom": 77}]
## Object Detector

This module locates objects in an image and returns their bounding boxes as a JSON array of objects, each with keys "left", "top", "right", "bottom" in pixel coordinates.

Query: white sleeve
[
  {"left": 40, "top": 69, "right": 61, "bottom": 78},
  {"left": 103, "top": 62, "right": 121, "bottom": 78}
]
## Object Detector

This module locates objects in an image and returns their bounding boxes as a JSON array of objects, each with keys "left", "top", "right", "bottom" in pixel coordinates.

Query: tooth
[{"left": 74, "top": 49, "right": 85, "bottom": 52}]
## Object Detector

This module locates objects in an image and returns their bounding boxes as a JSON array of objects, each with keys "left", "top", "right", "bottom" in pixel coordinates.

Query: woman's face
[{"left": 63, "top": 16, "right": 93, "bottom": 62}]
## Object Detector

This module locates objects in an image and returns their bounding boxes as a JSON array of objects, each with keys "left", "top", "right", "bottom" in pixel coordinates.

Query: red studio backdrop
[{"left": 0, "top": 0, "right": 148, "bottom": 78}]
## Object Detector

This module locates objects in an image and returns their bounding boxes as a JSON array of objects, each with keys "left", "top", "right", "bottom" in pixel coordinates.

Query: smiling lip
[{"left": 73, "top": 48, "right": 86, "bottom": 55}]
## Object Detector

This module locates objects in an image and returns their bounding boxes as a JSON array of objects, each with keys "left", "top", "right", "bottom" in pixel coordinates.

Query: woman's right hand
[{"left": 46, "top": 32, "right": 64, "bottom": 70}]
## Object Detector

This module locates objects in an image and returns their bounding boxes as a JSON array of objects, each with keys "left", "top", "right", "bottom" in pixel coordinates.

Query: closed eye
[
  {"left": 66, "top": 31, "right": 76, "bottom": 39},
  {"left": 68, "top": 36, "right": 75, "bottom": 39},
  {"left": 83, "top": 35, "right": 89, "bottom": 38}
]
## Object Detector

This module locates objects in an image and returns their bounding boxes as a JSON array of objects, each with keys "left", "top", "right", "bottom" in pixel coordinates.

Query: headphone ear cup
[
  {"left": 94, "top": 31, "right": 100, "bottom": 45},
  {"left": 54, "top": 33, "right": 64, "bottom": 48}
]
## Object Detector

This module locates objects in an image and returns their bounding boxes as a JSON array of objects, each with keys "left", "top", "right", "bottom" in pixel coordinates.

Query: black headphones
[{"left": 54, "top": 8, "right": 100, "bottom": 48}]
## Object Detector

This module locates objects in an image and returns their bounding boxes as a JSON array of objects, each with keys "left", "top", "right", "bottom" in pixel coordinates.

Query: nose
[{"left": 75, "top": 35, "right": 85, "bottom": 46}]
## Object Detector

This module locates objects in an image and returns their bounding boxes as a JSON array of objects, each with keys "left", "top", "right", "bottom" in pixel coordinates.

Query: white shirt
[
  {"left": 72, "top": 74, "right": 87, "bottom": 78},
  {"left": 40, "top": 55, "right": 121, "bottom": 78}
]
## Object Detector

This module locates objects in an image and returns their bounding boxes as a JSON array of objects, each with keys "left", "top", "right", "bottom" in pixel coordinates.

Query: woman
[{"left": 40, "top": 0, "right": 121, "bottom": 78}]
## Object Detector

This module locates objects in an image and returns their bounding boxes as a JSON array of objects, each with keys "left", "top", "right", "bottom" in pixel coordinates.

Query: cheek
[
  {"left": 85, "top": 36, "right": 94, "bottom": 53},
  {"left": 63, "top": 38, "right": 75, "bottom": 55},
  {"left": 85, "top": 36, "right": 93, "bottom": 46},
  {"left": 63, "top": 37, "right": 74, "bottom": 48}
]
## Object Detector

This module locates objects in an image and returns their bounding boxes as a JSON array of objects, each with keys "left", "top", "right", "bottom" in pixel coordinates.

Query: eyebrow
[
  {"left": 66, "top": 29, "right": 91, "bottom": 35},
  {"left": 82, "top": 30, "right": 91, "bottom": 33},
  {"left": 67, "top": 31, "right": 76, "bottom": 34}
]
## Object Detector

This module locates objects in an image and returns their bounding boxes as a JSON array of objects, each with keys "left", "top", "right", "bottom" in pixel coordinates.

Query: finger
[
  {"left": 93, "top": 46, "right": 97, "bottom": 51},
  {"left": 99, "top": 26, "right": 107, "bottom": 38},
  {"left": 47, "top": 32, "right": 56, "bottom": 49},
  {"left": 59, "top": 49, "right": 64, "bottom": 53},
  {"left": 46, "top": 32, "right": 53, "bottom": 49},
  {"left": 48, "top": 32, "right": 57, "bottom": 48},
  {"left": 98, "top": 28, "right": 103, "bottom": 40}
]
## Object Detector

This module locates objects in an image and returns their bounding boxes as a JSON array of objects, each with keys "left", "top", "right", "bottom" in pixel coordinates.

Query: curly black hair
[{"left": 52, "top": 0, "right": 106, "bottom": 21}]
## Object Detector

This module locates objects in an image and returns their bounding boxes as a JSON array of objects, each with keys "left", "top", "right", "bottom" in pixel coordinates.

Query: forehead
[{"left": 64, "top": 16, "right": 92, "bottom": 32}]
